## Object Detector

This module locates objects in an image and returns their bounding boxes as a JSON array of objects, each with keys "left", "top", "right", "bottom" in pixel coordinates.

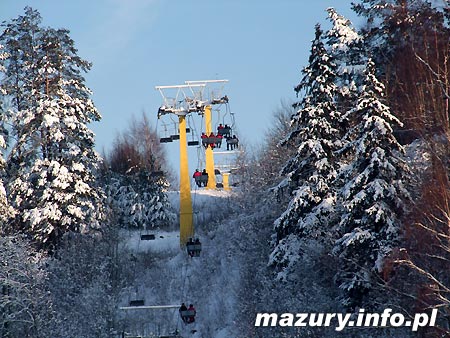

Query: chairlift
[
  {"left": 226, "top": 136, "right": 239, "bottom": 151},
  {"left": 160, "top": 137, "right": 173, "bottom": 143},
  {"left": 186, "top": 238, "right": 201, "bottom": 257},
  {"left": 129, "top": 299, "right": 145, "bottom": 307},
  {"left": 141, "top": 234, "right": 156, "bottom": 240},
  {"left": 193, "top": 173, "right": 208, "bottom": 188},
  {"left": 227, "top": 138, "right": 238, "bottom": 145},
  {"left": 120, "top": 304, "right": 183, "bottom": 338},
  {"left": 188, "top": 140, "right": 199, "bottom": 146},
  {"left": 165, "top": 118, "right": 180, "bottom": 141},
  {"left": 201, "top": 135, "right": 223, "bottom": 148},
  {"left": 185, "top": 115, "right": 200, "bottom": 147},
  {"left": 179, "top": 309, "right": 196, "bottom": 324},
  {"left": 159, "top": 122, "right": 174, "bottom": 143},
  {"left": 217, "top": 125, "right": 232, "bottom": 138}
]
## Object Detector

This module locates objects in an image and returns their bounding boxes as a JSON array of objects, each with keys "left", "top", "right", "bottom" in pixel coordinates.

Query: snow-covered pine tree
[
  {"left": 333, "top": 59, "right": 410, "bottom": 309},
  {"left": 0, "top": 7, "right": 42, "bottom": 113},
  {"left": 1, "top": 9, "right": 103, "bottom": 251},
  {"left": 270, "top": 24, "right": 341, "bottom": 278}
]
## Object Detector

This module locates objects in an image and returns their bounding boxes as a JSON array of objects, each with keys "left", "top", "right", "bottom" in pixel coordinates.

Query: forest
[{"left": 0, "top": 1, "right": 449, "bottom": 337}]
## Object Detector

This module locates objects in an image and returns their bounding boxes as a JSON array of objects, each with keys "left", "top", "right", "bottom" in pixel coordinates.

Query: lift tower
[
  {"left": 155, "top": 83, "right": 205, "bottom": 247},
  {"left": 185, "top": 80, "right": 229, "bottom": 190}
]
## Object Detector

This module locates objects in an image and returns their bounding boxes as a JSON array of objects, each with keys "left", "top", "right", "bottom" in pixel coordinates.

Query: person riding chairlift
[
  {"left": 201, "top": 169, "right": 208, "bottom": 187},
  {"left": 216, "top": 133, "right": 223, "bottom": 148},
  {"left": 201, "top": 132, "right": 208, "bottom": 148},
  {"left": 226, "top": 135, "right": 239, "bottom": 151},
  {"left": 186, "top": 304, "right": 196, "bottom": 323},
  {"left": 179, "top": 303, "right": 188, "bottom": 324},
  {"left": 192, "top": 169, "right": 202, "bottom": 187},
  {"left": 208, "top": 132, "right": 216, "bottom": 149},
  {"left": 222, "top": 124, "right": 231, "bottom": 138}
]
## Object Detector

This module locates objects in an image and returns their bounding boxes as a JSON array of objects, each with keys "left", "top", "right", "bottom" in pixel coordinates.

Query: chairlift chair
[
  {"left": 141, "top": 233, "right": 156, "bottom": 240},
  {"left": 129, "top": 299, "right": 145, "bottom": 307},
  {"left": 180, "top": 310, "right": 196, "bottom": 323},
  {"left": 160, "top": 137, "right": 173, "bottom": 143},
  {"left": 188, "top": 140, "right": 199, "bottom": 146},
  {"left": 185, "top": 115, "right": 199, "bottom": 146},
  {"left": 201, "top": 136, "right": 222, "bottom": 148},
  {"left": 227, "top": 138, "right": 238, "bottom": 145},
  {"left": 186, "top": 238, "right": 202, "bottom": 257},
  {"left": 194, "top": 174, "right": 208, "bottom": 187},
  {"left": 217, "top": 126, "right": 232, "bottom": 138},
  {"left": 159, "top": 121, "right": 174, "bottom": 143}
]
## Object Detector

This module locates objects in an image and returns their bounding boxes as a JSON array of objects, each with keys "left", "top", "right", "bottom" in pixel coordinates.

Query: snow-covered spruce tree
[
  {"left": 270, "top": 24, "right": 342, "bottom": 279},
  {"left": 1, "top": 9, "right": 103, "bottom": 251},
  {"left": 326, "top": 7, "right": 366, "bottom": 117},
  {"left": 106, "top": 169, "right": 173, "bottom": 229},
  {"left": 333, "top": 59, "right": 410, "bottom": 309}
]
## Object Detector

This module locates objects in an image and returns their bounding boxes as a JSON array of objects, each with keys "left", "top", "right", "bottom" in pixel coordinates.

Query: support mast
[
  {"left": 204, "top": 105, "right": 216, "bottom": 189},
  {"left": 178, "top": 115, "right": 194, "bottom": 245}
]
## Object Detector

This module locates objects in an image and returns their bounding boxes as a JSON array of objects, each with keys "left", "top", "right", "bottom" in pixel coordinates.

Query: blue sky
[{"left": 0, "top": 0, "right": 359, "bottom": 179}]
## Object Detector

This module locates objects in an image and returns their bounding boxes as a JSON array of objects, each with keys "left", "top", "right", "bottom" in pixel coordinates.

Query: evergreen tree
[
  {"left": 333, "top": 59, "right": 410, "bottom": 309},
  {"left": 0, "top": 43, "right": 14, "bottom": 228},
  {"left": 270, "top": 24, "right": 341, "bottom": 278},
  {"left": 326, "top": 8, "right": 366, "bottom": 115},
  {"left": 1, "top": 8, "right": 103, "bottom": 250},
  {"left": 103, "top": 115, "right": 175, "bottom": 229},
  {"left": 106, "top": 169, "right": 174, "bottom": 229},
  {"left": 0, "top": 7, "right": 41, "bottom": 113}
]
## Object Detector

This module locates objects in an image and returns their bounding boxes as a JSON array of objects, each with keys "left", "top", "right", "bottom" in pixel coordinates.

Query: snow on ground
[
  {"left": 120, "top": 229, "right": 180, "bottom": 254},
  {"left": 117, "top": 187, "right": 242, "bottom": 338}
]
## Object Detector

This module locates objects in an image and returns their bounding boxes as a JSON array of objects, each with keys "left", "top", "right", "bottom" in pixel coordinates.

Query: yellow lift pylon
[
  {"left": 155, "top": 80, "right": 229, "bottom": 247},
  {"left": 155, "top": 83, "right": 205, "bottom": 247},
  {"left": 204, "top": 105, "right": 216, "bottom": 190},
  {"left": 178, "top": 114, "right": 194, "bottom": 245}
]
